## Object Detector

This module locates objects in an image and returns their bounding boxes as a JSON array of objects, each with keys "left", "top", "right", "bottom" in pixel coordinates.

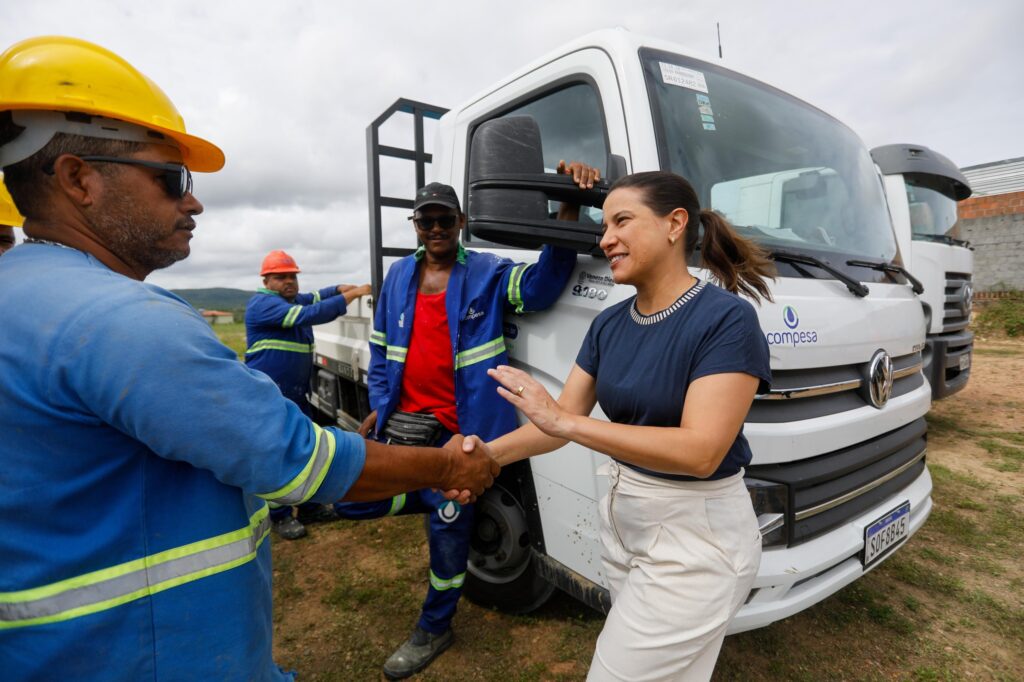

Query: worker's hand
[
  {"left": 556, "top": 160, "right": 601, "bottom": 189},
  {"left": 357, "top": 410, "right": 377, "bottom": 438},
  {"left": 339, "top": 283, "right": 372, "bottom": 304},
  {"left": 438, "top": 434, "right": 499, "bottom": 502}
]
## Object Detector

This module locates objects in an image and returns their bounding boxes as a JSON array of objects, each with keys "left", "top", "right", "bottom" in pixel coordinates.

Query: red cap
[{"left": 260, "top": 250, "right": 300, "bottom": 276}]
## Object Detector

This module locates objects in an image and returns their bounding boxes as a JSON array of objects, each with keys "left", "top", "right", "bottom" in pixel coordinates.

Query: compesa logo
[
  {"left": 783, "top": 306, "right": 799, "bottom": 329},
  {"left": 765, "top": 306, "right": 819, "bottom": 347},
  {"left": 437, "top": 500, "right": 461, "bottom": 524},
  {"left": 867, "top": 349, "right": 894, "bottom": 409}
]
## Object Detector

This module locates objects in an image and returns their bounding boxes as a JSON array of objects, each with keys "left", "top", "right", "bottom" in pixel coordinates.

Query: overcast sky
[{"left": 3, "top": 0, "right": 1022, "bottom": 291}]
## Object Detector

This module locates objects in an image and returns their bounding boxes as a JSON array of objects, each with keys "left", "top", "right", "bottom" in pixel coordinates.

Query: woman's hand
[{"left": 487, "top": 365, "right": 574, "bottom": 439}]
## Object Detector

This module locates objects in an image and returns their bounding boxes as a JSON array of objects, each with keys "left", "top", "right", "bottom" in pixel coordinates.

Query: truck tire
[{"left": 463, "top": 484, "right": 555, "bottom": 614}]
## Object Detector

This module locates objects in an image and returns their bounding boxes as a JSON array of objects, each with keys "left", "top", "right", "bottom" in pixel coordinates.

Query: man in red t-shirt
[{"left": 336, "top": 168, "right": 597, "bottom": 680}]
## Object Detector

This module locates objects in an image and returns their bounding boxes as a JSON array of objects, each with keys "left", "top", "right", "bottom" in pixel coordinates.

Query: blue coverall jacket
[
  {"left": 369, "top": 243, "right": 577, "bottom": 440},
  {"left": 0, "top": 246, "right": 366, "bottom": 681},
  {"left": 245, "top": 286, "right": 347, "bottom": 409}
]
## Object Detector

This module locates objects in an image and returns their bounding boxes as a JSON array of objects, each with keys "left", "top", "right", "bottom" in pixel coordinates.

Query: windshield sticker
[
  {"left": 659, "top": 62, "right": 709, "bottom": 93},
  {"left": 700, "top": 114, "right": 715, "bottom": 123},
  {"left": 702, "top": 123, "right": 717, "bottom": 131},
  {"left": 699, "top": 104, "right": 714, "bottom": 116}
]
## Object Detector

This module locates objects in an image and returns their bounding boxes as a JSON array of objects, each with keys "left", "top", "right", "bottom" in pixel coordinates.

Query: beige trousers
[{"left": 587, "top": 462, "right": 762, "bottom": 682}]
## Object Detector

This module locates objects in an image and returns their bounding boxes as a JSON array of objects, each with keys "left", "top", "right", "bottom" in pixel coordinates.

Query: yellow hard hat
[
  {"left": 0, "top": 36, "right": 224, "bottom": 172},
  {"left": 0, "top": 173, "right": 24, "bottom": 227}
]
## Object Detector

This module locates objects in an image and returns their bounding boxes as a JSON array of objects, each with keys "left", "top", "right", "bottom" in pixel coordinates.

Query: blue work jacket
[
  {"left": 0, "top": 246, "right": 366, "bottom": 681},
  {"left": 245, "top": 286, "right": 347, "bottom": 407},
  {"left": 369, "top": 244, "right": 576, "bottom": 441}
]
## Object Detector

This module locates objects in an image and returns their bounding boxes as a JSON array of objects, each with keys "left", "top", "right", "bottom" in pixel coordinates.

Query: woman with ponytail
[{"left": 478, "top": 171, "right": 775, "bottom": 680}]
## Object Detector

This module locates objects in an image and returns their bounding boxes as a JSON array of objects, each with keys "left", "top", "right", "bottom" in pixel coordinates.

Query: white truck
[
  {"left": 312, "top": 29, "right": 932, "bottom": 633},
  {"left": 871, "top": 144, "right": 974, "bottom": 399}
]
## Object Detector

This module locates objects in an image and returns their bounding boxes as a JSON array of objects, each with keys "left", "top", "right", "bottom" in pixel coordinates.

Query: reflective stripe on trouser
[
  {"left": 245, "top": 339, "right": 313, "bottom": 354},
  {"left": 587, "top": 463, "right": 761, "bottom": 682},
  {"left": 0, "top": 505, "right": 271, "bottom": 629}
]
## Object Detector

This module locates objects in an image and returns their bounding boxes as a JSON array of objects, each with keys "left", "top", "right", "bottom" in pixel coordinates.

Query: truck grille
[
  {"left": 748, "top": 351, "right": 923, "bottom": 423},
  {"left": 943, "top": 272, "right": 972, "bottom": 332},
  {"left": 748, "top": 418, "right": 927, "bottom": 546}
]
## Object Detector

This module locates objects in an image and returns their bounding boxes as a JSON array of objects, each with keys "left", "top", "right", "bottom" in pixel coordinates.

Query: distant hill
[{"left": 172, "top": 287, "right": 253, "bottom": 312}]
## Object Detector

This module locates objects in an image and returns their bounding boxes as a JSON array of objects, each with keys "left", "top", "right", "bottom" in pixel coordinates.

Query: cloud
[{"left": 3, "top": 0, "right": 1022, "bottom": 290}]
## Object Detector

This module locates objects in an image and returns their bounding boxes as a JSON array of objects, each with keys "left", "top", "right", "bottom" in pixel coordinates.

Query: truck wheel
[{"left": 464, "top": 484, "right": 555, "bottom": 614}]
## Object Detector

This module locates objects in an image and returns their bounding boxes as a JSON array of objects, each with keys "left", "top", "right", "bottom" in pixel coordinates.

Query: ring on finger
[{"left": 515, "top": 385, "right": 525, "bottom": 396}]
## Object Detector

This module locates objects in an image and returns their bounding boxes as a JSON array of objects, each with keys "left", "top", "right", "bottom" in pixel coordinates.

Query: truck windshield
[
  {"left": 904, "top": 174, "right": 961, "bottom": 241},
  {"left": 640, "top": 49, "right": 898, "bottom": 266}
]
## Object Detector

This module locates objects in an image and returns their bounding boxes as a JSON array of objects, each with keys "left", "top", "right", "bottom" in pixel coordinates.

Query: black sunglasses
[
  {"left": 409, "top": 214, "right": 459, "bottom": 230},
  {"left": 77, "top": 156, "right": 193, "bottom": 199}
]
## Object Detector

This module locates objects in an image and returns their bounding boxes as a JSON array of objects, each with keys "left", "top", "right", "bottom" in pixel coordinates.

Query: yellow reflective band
[
  {"left": 369, "top": 330, "right": 386, "bottom": 347},
  {"left": 282, "top": 305, "right": 303, "bottom": 328},
  {"left": 386, "top": 345, "right": 408, "bottom": 363},
  {"left": 428, "top": 569, "right": 466, "bottom": 591},
  {"left": 506, "top": 263, "right": 532, "bottom": 313},
  {"left": 245, "top": 339, "right": 313, "bottom": 354},
  {"left": 387, "top": 493, "right": 406, "bottom": 516},
  {"left": 0, "top": 506, "right": 270, "bottom": 630},
  {"left": 257, "top": 424, "right": 336, "bottom": 506},
  {"left": 454, "top": 336, "right": 505, "bottom": 370},
  {"left": 313, "top": 291, "right": 321, "bottom": 303}
]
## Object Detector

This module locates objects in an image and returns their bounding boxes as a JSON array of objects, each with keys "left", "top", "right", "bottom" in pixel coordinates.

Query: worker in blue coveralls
[
  {"left": 0, "top": 35, "right": 498, "bottom": 681},
  {"left": 335, "top": 165, "right": 599, "bottom": 680},
  {"left": 245, "top": 250, "right": 372, "bottom": 539}
]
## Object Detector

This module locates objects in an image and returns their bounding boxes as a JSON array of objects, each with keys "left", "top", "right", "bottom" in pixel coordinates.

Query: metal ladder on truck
[{"left": 366, "top": 99, "right": 449, "bottom": 298}]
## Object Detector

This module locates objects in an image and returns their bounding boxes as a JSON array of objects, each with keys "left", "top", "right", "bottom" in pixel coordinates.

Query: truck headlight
[{"left": 746, "top": 477, "right": 788, "bottom": 547}]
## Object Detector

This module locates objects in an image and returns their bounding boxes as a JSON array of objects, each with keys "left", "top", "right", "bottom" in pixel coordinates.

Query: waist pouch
[{"left": 383, "top": 410, "right": 443, "bottom": 446}]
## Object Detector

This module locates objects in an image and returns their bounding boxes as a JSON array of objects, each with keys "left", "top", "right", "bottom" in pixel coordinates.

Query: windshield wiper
[
  {"left": 846, "top": 259, "right": 924, "bottom": 294},
  {"left": 769, "top": 249, "right": 869, "bottom": 297},
  {"left": 912, "top": 232, "right": 971, "bottom": 248}
]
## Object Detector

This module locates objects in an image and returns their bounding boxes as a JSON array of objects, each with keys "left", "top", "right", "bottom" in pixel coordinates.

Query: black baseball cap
[{"left": 413, "top": 182, "right": 461, "bottom": 213}]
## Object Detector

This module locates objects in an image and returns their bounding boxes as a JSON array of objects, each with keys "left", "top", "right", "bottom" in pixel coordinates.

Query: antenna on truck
[{"left": 717, "top": 22, "right": 723, "bottom": 59}]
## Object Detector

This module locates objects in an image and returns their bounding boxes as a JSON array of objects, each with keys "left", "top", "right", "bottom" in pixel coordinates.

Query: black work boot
[
  {"left": 296, "top": 503, "right": 339, "bottom": 525},
  {"left": 271, "top": 516, "right": 307, "bottom": 541},
  {"left": 382, "top": 626, "right": 454, "bottom": 680}
]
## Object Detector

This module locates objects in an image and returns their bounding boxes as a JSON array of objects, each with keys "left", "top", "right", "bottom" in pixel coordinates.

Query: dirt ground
[{"left": 269, "top": 337, "right": 1024, "bottom": 681}]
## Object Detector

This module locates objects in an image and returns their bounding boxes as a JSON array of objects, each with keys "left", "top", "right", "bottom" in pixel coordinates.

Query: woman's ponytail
[
  {"left": 699, "top": 209, "right": 775, "bottom": 303},
  {"left": 609, "top": 171, "right": 775, "bottom": 303}
]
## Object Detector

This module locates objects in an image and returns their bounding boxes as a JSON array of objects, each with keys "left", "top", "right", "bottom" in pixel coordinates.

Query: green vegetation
[
  {"left": 172, "top": 286, "right": 253, "bottom": 312},
  {"left": 974, "top": 296, "right": 1024, "bottom": 337},
  {"left": 212, "top": 321, "right": 248, "bottom": 359}
]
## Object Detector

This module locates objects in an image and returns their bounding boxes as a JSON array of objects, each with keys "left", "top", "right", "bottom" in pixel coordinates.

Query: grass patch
[
  {"left": 887, "top": 556, "right": 963, "bottom": 596},
  {"left": 211, "top": 321, "right": 248, "bottom": 359},
  {"left": 974, "top": 296, "right": 1024, "bottom": 337},
  {"left": 978, "top": 438, "right": 1024, "bottom": 472},
  {"left": 928, "top": 463, "right": 984, "bottom": 490},
  {"left": 973, "top": 346, "right": 1023, "bottom": 357}
]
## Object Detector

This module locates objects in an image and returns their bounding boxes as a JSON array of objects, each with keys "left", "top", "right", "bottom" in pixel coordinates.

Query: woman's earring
[{"left": 669, "top": 237, "right": 676, "bottom": 245}]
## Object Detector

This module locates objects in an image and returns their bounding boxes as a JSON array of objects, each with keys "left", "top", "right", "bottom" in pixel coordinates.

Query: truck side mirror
[{"left": 467, "top": 115, "right": 611, "bottom": 254}]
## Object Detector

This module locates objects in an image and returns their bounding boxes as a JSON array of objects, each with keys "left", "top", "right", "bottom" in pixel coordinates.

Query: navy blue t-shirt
[{"left": 575, "top": 280, "right": 772, "bottom": 481}]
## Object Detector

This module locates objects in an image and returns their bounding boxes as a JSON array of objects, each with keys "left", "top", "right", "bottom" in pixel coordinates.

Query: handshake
[{"left": 438, "top": 435, "right": 498, "bottom": 504}]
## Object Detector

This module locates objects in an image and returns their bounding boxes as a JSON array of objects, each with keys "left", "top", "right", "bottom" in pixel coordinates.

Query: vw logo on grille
[
  {"left": 960, "top": 282, "right": 974, "bottom": 317},
  {"left": 867, "top": 350, "right": 894, "bottom": 409}
]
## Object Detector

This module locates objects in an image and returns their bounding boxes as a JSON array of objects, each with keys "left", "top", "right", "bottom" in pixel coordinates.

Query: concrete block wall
[{"left": 958, "top": 191, "right": 1024, "bottom": 292}]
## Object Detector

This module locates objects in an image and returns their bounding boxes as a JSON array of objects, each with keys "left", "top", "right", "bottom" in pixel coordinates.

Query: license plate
[
  {"left": 959, "top": 354, "right": 971, "bottom": 371},
  {"left": 863, "top": 501, "right": 910, "bottom": 569}
]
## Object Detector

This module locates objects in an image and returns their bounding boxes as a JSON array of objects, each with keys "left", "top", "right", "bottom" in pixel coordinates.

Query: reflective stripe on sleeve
[
  {"left": 454, "top": 337, "right": 505, "bottom": 370},
  {"left": 313, "top": 291, "right": 321, "bottom": 304},
  {"left": 385, "top": 345, "right": 408, "bottom": 363},
  {"left": 0, "top": 506, "right": 271, "bottom": 630},
  {"left": 258, "top": 424, "right": 337, "bottom": 506},
  {"left": 506, "top": 263, "right": 532, "bottom": 314},
  {"left": 369, "top": 330, "right": 386, "bottom": 347},
  {"left": 282, "top": 305, "right": 303, "bottom": 328},
  {"left": 428, "top": 569, "right": 466, "bottom": 591},
  {"left": 245, "top": 339, "right": 313, "bottom": 355}
]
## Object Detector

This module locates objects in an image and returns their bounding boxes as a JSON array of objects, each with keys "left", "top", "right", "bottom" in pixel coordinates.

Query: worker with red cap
[{"left": 245, "top": 249, "right": 371, "bottom": 539}]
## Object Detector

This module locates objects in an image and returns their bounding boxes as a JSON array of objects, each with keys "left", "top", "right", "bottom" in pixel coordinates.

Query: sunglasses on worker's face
[
  {"left": 409, "top": 214, "right": 459, "bottom": 231},
  {"left": 77, "top": 156, "right": 194, "bottom": 199}
]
